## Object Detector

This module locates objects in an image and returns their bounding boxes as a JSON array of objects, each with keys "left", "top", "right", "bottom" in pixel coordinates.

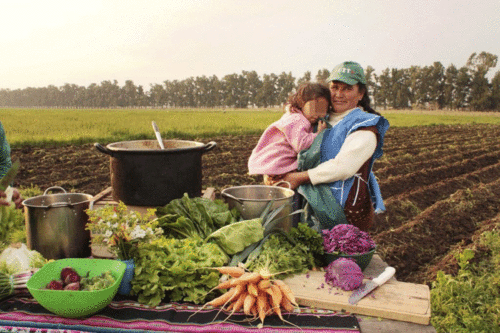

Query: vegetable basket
[
  {"left": 26, "top": 258, "right": 126, "bottom": 318},
  {"left": 324, "top": 247, "right": 376, "bottom": 271}
]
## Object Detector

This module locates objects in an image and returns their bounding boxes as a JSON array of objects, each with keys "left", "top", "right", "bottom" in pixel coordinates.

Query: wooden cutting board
[{"left": 283, "top": 256, "right": 431, "bottom": 325}]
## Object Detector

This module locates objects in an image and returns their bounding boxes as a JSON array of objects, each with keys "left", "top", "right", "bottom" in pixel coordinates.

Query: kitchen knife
[
  {"left": 348, "top": 266, "right": 396, "bottom": 305},
  {"left": 151, "top": 121, "right": 165, "bottom": 150},
  {"left": 0, "top": 159, "right": 20, "bottom": 191}
]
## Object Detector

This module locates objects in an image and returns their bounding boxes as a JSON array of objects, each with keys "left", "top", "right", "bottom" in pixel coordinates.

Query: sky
[{"left": 1, "top": 0, "right": 499, "bottom": 91}]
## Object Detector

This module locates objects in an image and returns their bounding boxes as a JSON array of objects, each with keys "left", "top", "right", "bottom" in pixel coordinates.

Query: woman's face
[
  {"left": 329, "top": 81, "right": 364, "bottom": 114},
  {"left": 302, "top": 97, "right": 329, "bottom": 124}
]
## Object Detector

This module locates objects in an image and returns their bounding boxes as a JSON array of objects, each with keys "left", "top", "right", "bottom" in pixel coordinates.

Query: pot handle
[
  {"left": 273, "top": 180, "right": 292, "bottom": 189},
  {"left": 203, "top": 141, "right": 217, "bottom": 152},
  {"left": 94, "top": 143, "right": 114, "bottom": 157},
  {"left": 42, "top": 187, "right": 74, "bottom": 208},
  {"left": 43, "top": 186, "right": 67, "bottom": 195},
  {"left": 221, "top": 191, "right": 244, "bottom": 205}
]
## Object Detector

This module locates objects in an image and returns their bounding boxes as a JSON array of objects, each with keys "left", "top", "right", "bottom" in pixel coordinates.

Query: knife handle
[{"left": 373, "top": 266, "right": 396, "bottom": 286}]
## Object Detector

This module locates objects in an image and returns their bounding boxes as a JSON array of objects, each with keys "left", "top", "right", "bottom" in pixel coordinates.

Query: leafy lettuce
[{"left": 132, "top": 236, "right": 228, "bottom": 307}]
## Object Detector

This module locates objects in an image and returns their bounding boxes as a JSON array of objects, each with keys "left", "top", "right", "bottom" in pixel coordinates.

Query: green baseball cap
[{"left": 327, "top": 61, "right": 367, "bottom": 85}]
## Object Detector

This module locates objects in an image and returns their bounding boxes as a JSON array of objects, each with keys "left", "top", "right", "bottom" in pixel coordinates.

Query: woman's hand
[
  {"left": 281, "top": 171, "right": 310, "bottom": 190},
  {"left": 0, "top": 188, "right": 23, "bottom": 209},
  {"left": 264, "top": 172, "right": 311, "bottom": 190},
  {"left": 264, "top": 171, "right": 309, "bottom": 190}
]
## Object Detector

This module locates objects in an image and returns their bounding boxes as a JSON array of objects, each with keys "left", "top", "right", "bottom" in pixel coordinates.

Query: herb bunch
[{"left": 86, "top": 202, "right": 163, "bottom": 260}]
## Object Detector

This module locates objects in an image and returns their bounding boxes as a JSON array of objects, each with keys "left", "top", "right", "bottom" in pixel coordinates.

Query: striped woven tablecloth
[{"left": 0, "top": 295, "right": 360, "bottom": 333}]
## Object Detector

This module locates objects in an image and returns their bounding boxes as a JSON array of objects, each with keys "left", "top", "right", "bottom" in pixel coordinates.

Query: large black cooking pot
[{"left": 95, "top": 140, "right": 216, "bottom": 206}]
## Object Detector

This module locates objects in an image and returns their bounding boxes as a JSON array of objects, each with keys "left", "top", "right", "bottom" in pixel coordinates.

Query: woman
[
  {"left": 0, "top": 122, "right": 23, "bottom": 209},
  {"left": 266, "top": 61, "right": 389, "bottom": 232}
]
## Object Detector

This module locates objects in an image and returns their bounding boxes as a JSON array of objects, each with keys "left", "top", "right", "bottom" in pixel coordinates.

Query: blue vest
[{"left": 321, "top": 108, "right": 389, "bottom": 212}]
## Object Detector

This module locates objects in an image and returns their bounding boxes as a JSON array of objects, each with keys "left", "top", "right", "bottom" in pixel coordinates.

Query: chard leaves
[{"left": 156, "top": 193, "right": 239, "bottom": 239}]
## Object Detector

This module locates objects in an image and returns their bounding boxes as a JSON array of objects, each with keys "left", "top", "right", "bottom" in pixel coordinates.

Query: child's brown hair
[{"left": 286, "top": 82, "right": 332, "bottom": 112}]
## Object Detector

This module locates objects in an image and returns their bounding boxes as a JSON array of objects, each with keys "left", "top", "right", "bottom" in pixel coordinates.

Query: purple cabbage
[
  {"left": 324, "top": 258, "right": 364, "bottom": 291},
  {"left": 322, "top": 224, "right": 376, "bottom": 255}
]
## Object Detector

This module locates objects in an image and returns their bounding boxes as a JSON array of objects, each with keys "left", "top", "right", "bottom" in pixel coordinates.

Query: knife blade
[
  {"left": 0, "top": 159, "right": 20, "bottom": 191},
  {"left": 348, "top": 266, "right": 396, "bottom": 305}
]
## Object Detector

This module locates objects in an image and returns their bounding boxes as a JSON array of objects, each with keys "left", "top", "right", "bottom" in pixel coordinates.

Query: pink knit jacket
[{"left": 248, "top": 112, "right": 319, "bottom": 175}]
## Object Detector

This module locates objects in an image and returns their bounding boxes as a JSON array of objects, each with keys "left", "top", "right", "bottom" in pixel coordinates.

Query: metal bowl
[{"left": 221, "top": 184, "right": 295, "bottom": 232}]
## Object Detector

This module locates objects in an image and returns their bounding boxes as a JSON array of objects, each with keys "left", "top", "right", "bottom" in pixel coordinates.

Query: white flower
[
  {"left": 130, "top": 225, "right": 147, "bottom": 240},
  {"left": 104, "top": 230, "right": 113, "bottom": 238}
]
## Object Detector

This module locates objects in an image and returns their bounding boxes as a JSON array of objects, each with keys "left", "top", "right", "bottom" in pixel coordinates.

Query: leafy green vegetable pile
[
  {"left": 245, "top": 223, "right": 324, "bottom": 279},
  {"left": 288, "top": 222, "right": 325, "bottom": 267},
  {"left": 118, "top": 193, "right": 325, "bottom": 307},
  {"left": 81, "top": 271, "right": 116, "bottom": 291},
  {"left": 132, "top": 236, "right": 228, "bottom": 306},
  {"left": 131, "top": 193, "right": 264, "bottom": 307}
]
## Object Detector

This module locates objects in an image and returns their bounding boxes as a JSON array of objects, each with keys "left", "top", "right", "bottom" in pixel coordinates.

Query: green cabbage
[{"left": 205, "top": 218, "right": 264, "bottom": 255}]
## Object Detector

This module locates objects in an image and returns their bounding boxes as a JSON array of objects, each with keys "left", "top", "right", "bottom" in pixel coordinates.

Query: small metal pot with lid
[
  {"left": 22, "top": 186, "right": 93, "bottom": 260},
  {"left": 95, "top": 139, "right": 216, "bottom": 206}
]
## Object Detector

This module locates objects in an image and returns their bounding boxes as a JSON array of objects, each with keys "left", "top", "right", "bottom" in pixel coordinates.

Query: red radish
[
  {"left": 46, "top": 280, "right": 64, "bottom": 290},
  {"left": 64, "top": 271, "right": 81, "bottom": 285},
  {"left": 64, "top": 282, "right": 80, "bottom": 290},
  {"left": 60, "top": 267, "right": 80, "bottom": 283}
]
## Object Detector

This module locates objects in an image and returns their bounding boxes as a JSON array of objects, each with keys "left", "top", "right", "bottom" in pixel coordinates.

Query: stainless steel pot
[
  {"left": 22, "top": 186, "right": 93, "bottom": 260},
  {"left": 95, "top": 140, "right": 216, "bottom": 206},
  {"left": 221, "top": 182, "right": 295, "bottom": 232}
]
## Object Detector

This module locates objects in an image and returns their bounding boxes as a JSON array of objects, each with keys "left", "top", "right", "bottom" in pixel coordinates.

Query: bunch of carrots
[{"left": 205, "top": 265, "right": 298, "bottom": 324}]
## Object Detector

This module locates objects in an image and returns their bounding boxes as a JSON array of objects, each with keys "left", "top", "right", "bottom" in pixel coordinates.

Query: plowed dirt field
[{"left": 11, "top": 123, "right": 500, "bottom": 286}]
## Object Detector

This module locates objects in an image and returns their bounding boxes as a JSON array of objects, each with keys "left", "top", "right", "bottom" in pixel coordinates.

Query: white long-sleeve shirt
[{"left": 307, "top": 109, "right": 377, "bottom": 185}]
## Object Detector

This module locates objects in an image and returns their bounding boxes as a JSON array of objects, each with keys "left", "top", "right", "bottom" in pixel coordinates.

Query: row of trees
[{"left": 1, "top": 52, "right": 499, "bottom": 111}]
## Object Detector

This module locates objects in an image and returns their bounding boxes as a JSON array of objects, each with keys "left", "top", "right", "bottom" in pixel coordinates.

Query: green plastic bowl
[
  {"left": 323, "top": 247, "right": 376, "bottom": 271},
  {"left": 27, "top": 258, "right": 126, "bottom": 318}
]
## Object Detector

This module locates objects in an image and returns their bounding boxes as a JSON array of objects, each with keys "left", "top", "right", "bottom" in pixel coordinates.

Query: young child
[{"left": 248, "top": 82, "right": 331, "bottom": 180}]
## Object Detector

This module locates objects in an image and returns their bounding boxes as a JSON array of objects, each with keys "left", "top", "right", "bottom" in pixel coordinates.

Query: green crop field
[{"left": 2, "top": 107, "right": 500, "bottom": 146}]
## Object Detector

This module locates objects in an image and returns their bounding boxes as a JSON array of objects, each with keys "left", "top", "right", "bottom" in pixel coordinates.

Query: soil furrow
[
  {"left": 375, "top": 139, "right": 500, "bottom": 169},
  {"left": 382, "top": 133, "right": 499, "bottom": 158},
  {"left": 379, "top": 150, "right": 500, "bottom": 198},
  {"left": 372, "top": 162, "right": 500, "bottom": 234},
  {"left": 375, "top": 144, "right": 500, "bottom": 179},
  {"left": 407, "top": 212, "right": 500, "bottom": 284},
  {"left": 374, "top": 178, "right": 500, "bottom": 283}
]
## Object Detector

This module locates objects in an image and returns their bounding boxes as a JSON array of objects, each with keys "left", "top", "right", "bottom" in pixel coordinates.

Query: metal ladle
[{"left": 152, "top": 121, "right": 165, "bottom": 149}]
